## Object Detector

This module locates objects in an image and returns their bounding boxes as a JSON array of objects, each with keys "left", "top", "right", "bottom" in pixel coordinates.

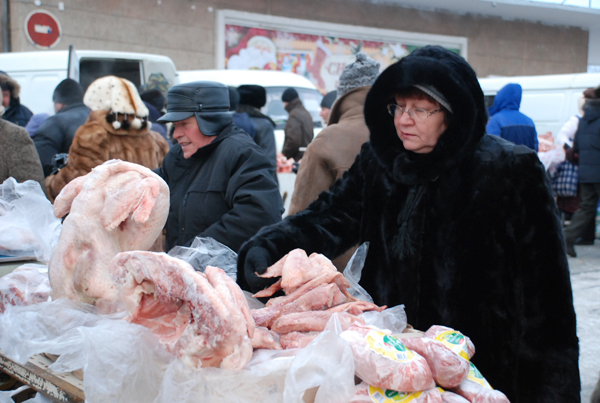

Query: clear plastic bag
[
  {"left": 0, "top": 178, "right": 61, "bottom": 262},
  {"left": 0, "top": 264, "right": 50, "bottom": 313},
  {"left": 343, "top": 243, "right": 373, "bottom": 303},
  {"left": 362, "top": 304, "right": 407, "bottom": 334},
  {"left": 283, "top": 313, "right": 356, "bottom": 403},
  {"left": 168, "top": 237, "right": 238, "bottom": 281}
]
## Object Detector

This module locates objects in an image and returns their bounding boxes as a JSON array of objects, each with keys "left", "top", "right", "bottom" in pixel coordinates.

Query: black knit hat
[
  {"left": 238, "top": 85, "right": 267, "bottom": 108},
  {"left": 140, "top": 89, "right": 166, "bottom": 111},
  {"left": 228, "top": 86, "right": 240, "bottom": 111},
  {"left": 320, "top": 90, "right": 337, "bottom": 109},
  {"left": 281, "top": 87, "right": 299, "bottom": 102},
  {"left": 53, "top": 79, "right": 84, "bottom": 105}
]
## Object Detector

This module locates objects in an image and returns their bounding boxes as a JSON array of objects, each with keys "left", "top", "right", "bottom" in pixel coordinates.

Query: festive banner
[{"left": 225, "top": 24, "right": 461, "bottom": 94}]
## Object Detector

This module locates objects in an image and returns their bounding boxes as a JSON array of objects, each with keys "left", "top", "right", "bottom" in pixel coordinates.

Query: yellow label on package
[
  {"left": 368, "top": 385, "right": 423, "bottom": 403},
  {"left": 365, "top": 330, "right": 416, "bottom": 362},
  {"left": 433, "top": 330, "right": 470, "bottom": 360},
  {"left": 467, "top": 362, "right": 493, "bottom": 389}
]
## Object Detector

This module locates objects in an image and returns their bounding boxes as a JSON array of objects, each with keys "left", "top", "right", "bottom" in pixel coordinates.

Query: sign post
[{"left": 24, "top": 10, "right": 62, "bottom": 49}]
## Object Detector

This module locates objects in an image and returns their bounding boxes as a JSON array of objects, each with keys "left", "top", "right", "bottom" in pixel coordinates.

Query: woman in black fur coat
[{"left": 237, "top": 46, "right": 580, "bottom": 403}]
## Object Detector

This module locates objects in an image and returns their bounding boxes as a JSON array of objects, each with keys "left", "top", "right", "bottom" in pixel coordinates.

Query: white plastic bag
[
  {"left": 343, "top": 242, "right": 373, "bottom": 303},
  {"left": 0, "top": 178, "right": 61, "bottom": 262},
  {"left": 168, "top": 236, "right": 238, "bottom": 280},
  {"left": 283, "top": 314, "right": 356, "bottom": 403}
]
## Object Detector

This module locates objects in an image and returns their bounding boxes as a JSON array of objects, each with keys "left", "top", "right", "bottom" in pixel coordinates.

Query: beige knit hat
[{"left": 84, "top": 76, "right": 149, "bottom": 130}]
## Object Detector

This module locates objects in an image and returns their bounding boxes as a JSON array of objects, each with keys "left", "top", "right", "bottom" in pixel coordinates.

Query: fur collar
[
  {"left": 328, "top": 86, "right": 370, "bottom": 125},
  {"left": 364, "top": 46, "right": 487, "bottom": 185},
  {"left": 88, "top": 109, "right": 151, "bottom": 137}
]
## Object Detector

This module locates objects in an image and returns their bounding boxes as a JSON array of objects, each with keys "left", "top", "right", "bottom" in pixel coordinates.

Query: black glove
[
  {"left": 243, "top": 246, "right": 279, "bottom": 293},
  {"left": 50, "top": 153, "right": 69, "bottom": 175}
]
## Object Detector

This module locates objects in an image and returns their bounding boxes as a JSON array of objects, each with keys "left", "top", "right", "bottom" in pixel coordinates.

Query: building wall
[{"left": 6, "top": 0, "right": 589, "bottom": 77}]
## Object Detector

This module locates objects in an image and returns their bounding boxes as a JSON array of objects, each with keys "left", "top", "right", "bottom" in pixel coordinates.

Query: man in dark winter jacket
[
  {"left": 564, "top": 85, "right": 600, "bottom": 258},
  {"left": 155, "top": 81, "right": 283, "bottom": 253},
  {"left": 0, "top": 72, "right": 33, "bottom": 127},
  {"left": 33, "top": 79, "right": 90, "bottom": 176},
  {"left": 238, "top": 47, "right": 579, "bottom": 403},
  {"left": 486, "top": 83, "right": 538, "bottom": 151},
  {"left": 281, "top": 87, "right": 314, "bottom": 161},
  {"left": 227, "top": 86, "right": 257, "bottom": 139},
  {"left": 237, "top": 84, "right": 277, "bottom": 176}
]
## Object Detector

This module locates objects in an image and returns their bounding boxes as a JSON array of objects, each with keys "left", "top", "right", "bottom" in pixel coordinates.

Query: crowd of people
[{"left": 2, "top": 45, "right": 599, "bottom": 403}]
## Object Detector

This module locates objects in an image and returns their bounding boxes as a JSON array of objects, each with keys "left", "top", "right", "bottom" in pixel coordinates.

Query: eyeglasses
[{"left": 387, "top": 104, "right": 442, "bottom": 122}]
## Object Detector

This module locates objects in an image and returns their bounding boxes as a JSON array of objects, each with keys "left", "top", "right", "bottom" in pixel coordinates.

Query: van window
[
  {"left": 79, "top": 58, "right": 142, "bottom": 91},
  {"left": 262, "top": 87, "right": 323, "bottom": 129}
]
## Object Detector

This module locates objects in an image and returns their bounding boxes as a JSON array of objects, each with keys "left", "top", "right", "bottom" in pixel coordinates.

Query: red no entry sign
[{"left": 24, "top": 10, "right": 62, "bottom": 49}]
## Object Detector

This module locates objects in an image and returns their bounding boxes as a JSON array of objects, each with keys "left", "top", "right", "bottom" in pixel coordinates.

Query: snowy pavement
[{"left": 568, "top": 244, "right": 600, "bottom": 403}]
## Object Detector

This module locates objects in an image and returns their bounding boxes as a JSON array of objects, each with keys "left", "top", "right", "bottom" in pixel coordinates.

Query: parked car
[{"left": 178, "top": 69, "right": 323, "bottom": 152}]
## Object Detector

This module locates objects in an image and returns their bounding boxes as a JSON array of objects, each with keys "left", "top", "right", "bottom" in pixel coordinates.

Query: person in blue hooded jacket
[{"left": 486, "top": 83, "right": 538, "bottom": 151}]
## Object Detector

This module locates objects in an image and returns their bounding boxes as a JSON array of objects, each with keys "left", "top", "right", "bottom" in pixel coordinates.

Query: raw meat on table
[
  {"left": 271, "top": 311, "right": 364, "bottom": 334},
  {"left": 252, "top": 282, "right": 347, "bottom": 328},
  {"left": 110, "top": 251, "right": 254, "bottom": 370},
  {"left": 49, "top": 160, "right": 169, "bottom": 313},
  {"left": 452, "top": 362, "right": 510, "bottom": 403},
  {"left": 255, "top": 249, "right": 338, "bottom": 297},
  {"left": 252, "top": 326, "right": 282, "bottom": 350},
  {"left": 350, "top": 383, "right": 443, "bottom": 403},
  {"left": 279, "top": 331, "right": 320, "bottom": 349},
  {"left": 327, "top": 300, "right": 386, "bottom": 315},
  {"left": 0, "top": 265, "right": 50, "bottom": 312},
  {"left": 402, "top": 337, "right": 469, "bottom": 389},
  {"left": 341, "top": 324, "right": 435, "bottom": 392},
  {"left": 441, "top": 391, "right": 470, "bottom": 403}
]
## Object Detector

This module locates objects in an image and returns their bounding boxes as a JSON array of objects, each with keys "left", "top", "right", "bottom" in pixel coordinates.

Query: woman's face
[{"left": 393, "top": 94, "right": 447, "bottom": 154}]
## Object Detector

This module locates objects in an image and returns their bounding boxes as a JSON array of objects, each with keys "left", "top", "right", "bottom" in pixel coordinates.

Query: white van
[
  {"left": 0, "top": 47, "right": 179, "bottom": 115},
  {"left": 178, "top": 69, "right": 323, "bottom": 153},
  {"left": 478, "top": 73, "right": 600, "bottom": 138}
]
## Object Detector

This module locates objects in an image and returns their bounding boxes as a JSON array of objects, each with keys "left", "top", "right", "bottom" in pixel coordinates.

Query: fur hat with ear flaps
[
  {"left": 364, "top": 46, "right": 487, "bottom": 186},
  {"left": 84, "top": 76, "right": 149, "bottom": 130}
]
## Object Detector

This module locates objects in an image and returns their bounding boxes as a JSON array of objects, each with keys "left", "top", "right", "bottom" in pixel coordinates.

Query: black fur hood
[{"left": 365, "top": 46, "right": 487, "bottom": 185}]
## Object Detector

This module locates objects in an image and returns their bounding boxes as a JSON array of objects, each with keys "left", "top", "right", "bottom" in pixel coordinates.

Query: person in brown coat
[
  {"left": 281, "top": 88, "right": 314, "bottom": 161},
  {"left": 0, "top": 110, "right": 45, "bottom": 193},
  {"left": 46, "top": 76, "right": 169, "bottom": 200},
  {"left": 288, "top": 52, "right": 380, "bottom": 269}
]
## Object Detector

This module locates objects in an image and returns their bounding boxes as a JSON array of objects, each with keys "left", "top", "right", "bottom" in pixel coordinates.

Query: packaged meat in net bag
[
  {"left": 349, "top": 382, "right": 443, "bottom": 403},
  {"left": 402, "top": 325, "right": 475, "bottom": 389},
  {"left": 453, "top": 362, "right": 510, "bottom": 403},
  {"left": 340, "top": 323, "right": 435, "bottom": 392}
]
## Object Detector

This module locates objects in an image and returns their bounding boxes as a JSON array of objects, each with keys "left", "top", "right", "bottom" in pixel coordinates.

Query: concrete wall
[{"left": 5, "top": 0, "right": 589, "bottom": 77}]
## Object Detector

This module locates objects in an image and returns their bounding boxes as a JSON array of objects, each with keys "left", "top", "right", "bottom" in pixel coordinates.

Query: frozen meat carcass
[
  {"left": 110, "top": 251, "right": 254, "bottom": 370},
  {"left": 252, "top": 326, "right": 282, "bottom": 350},
  {"left": 49, "top": 160, "right": 169, "bottom": 313},
  {"left": 271, "top": 311, "right": 364, "bottom": 334}
]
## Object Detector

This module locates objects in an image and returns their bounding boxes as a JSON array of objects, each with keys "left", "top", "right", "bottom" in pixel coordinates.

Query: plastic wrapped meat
[
  {"left": 441, "top": 391, "right": 470, "bottom": 403},
  {"left": 252, "top": 326, "right": 282, "bottom": 350},
  {"left": 453, "top": 362, "right": 510, "bottom": 403},
  {"left": 350, "top": 382, "right": 442, "bottom": 403},
  {"left": 49, "top": 160, "right": 169, "bottom": 313},
  {"left": 340, "top": 324, "right": 435, "bottom": 392},
  {"left": 0, "top": 264, "right": 50, "bottom": 313},
  {"left": 424, "top": 326, "right": 475, "bottom": 361},
  {"left": 110, "top": 251, "right": 254, "bottom": 370},
  {"left": 402, "top": 337, "right": 469, "bottom": 389}
]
